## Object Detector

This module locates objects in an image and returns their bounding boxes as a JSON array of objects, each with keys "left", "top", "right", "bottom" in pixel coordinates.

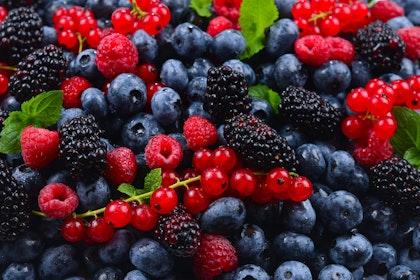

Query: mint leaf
[
  {"left": 238, "top": 0, "right": 279, "bottom": 59},
  {"left": 21, "top": 90, "right": 63, "bottom": 128},
  {"left": 0, "top": 112, "right": 29, "bottom": 154},
  {"left": 390, "top": 106, "right": 420, "bottom": 157},
  {"left": 404, "top": 147, "right": 420, "bottom": 168},
  {"left": 144, "top": 168, "right": 162, "bottom": 192},
  {"left": 117, "top": 183, "right": 138, "bottom": 197},
  {"left": 190, "top": 0, "right": 212, "bottom": 17},
  {"left": 248, "top": 84, "right": 281, "bottom": 114}
]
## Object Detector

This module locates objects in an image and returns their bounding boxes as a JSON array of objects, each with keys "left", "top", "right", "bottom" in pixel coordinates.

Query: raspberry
[
  {"left": 183, "top": 116, "right": 218, "bottom": 151},
  {"left": 38, "top": 183, "right": 79, "bottom": 219},
  {"left": 325, "top": 36, "right": 355, "bottom": 65},
  {"left": 371, "top": 0, "right": 404, "bottom": 22},
  {"left": 20, "top": 126, "right": 59, "bottom": 170},
  {"left": 144, "top": 134, "right": 183, "bottom": 169},
  {"left": 193, "top": 234, "right": 238, "bottom": 280},
  {"left": 104, "top": 147, "right": 138, "bottom": 186},
  {"left": 60, "top": 76, "right": 92, "bottom": 109},
  {"left": 206, "top": 16, "right": 234, "bottom": 37},
  {"left": 353, "top": 129, "right": 393, "bottom": 167},
  {"left": 397, "top": 27, "right": 420, "bottom": 61},
  {"left": 294, "top": 35, "right": 330, "bottom": 67},
  {"left": 95, "top": 33, "right": 139, "bottom": 79},
  {"left": 213, "top": 0, "right": 242, "bottom": 22}
]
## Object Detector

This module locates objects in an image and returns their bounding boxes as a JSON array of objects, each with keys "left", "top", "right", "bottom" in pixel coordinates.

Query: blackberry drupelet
[
  {"left": 58, "top": 115, "right": 107, "bottom": 183},
  {"left": 0, "top": 0, "right": 41, "bottom": 10},
  {"left": 0, "top": 7, "right": 43, "bottom": 65},
  {"left": 370, "top": 157, "right": 420, "bottom": 217},
  {"left": 204, "top": 65, "right": 252, "bottom": 122},
  {"left": 9, "top": 44, "right": 67, "bottom": 103},
  {"left": 278, "top": 85, "right": 343, "bottom": 140},
  {"left": 0, "top": 108, "right": 8, "bottom": 131},
  {"left": 353, "top": 20, "right": 405, "bottom": 75},
  {"left": 0, "top": 158, "right": 31, "bottom": 241},
  {"left": 224, "top": 113, "right": 298, "bottom": 172},
  {"left": 154, "top": 205, "right": 202, "bottom": 258}
]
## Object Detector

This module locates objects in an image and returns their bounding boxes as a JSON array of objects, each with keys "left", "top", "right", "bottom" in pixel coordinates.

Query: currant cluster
[
  {"left": 342, "top": 75, "right": 420, "bottom": 141},
  {"left": 52, "top": 5, "right": 101, "bottom": 51},
  {"left": 111, "top": 0, "right": 171, "bottom": 36},
  {"left": 291, "top": 0, "right": 372, "bottom": 37}
]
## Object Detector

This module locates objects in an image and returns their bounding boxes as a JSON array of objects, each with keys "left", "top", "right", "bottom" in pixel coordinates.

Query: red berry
[
  {"left": 104, "top": 199, "right": 132, "bottom": 228},
  {"left": 212, "top": 146, "right": 237, "bottom": 172},
  {"left": 373, "top": 115, "right": 397, "bottom": 140},
  {"left": 292, "top": 0, "right": 312, "bottom": 19},
  {"left": 86, "top": 216, "right": 115, "bottom": 243},
  {"left": 60, "top": 76, "right": 92, "bottom": 109},
  {"left": 346, "top": 87, "right": 369, "bottom": 113},
  {"left": 136, "top": 13, "right": 162, "bottom": 35},
  {"left": 397, "top": 27, "right": 420, "bottom": 61},
  {"left": 229, "top": 168, "right": 256, "bottom": 197},
  {"left": 288, "top": 176, "right": 313, "bottom": 202},
  {"left": 353, "top": 129, "right": 394, "bottom": 167},
  {"left": 192, "top": 148, "right": 214, "bottom": 171},
  {"left": 161, "top": 169, "right": 179, "bottom": 188},
  {"left": 341, "top": 114, "right": 367, "bottom": 139},
  {"left": 405, "top": 91, "right": 420, "bottom": 110},
  {"left": 0, "top": 74, "right": 8, "bottom": 95},
  {"left": 150, "top": 187, "right": 178, "bottom": 214},
  {"left": 294, "top": 35, "right": 330, "bottom": 67},
  {"left": 266, "top": 167, "right": 292, "bottom": 199},
  {"left": 149, "top": 3, "right": 171, "bottom": 28},
  {"left": 179, "top": 167, "right": 201, "bottom": 188},
  {"left": 325, "top": 36, "right": 355, "bottom": 65},
  {"left": 319, "top": 16, "right": 341, "bottom": 37},
  {"left": 135, "top": 62, "right": 158, "bottom": 84},
  {"left": 38, "top": 183, "right": 79, "bottom": 219},
  {"left": 104, "top": 147, "right": 138, "bottom": 186},
  {"left": 206, "top": 16, "right": 234, "bottom": 37},
  {"left": 78, "top": 16, "right": 98, "bottom": 38},
  {"left": 55, "top": 16, "right": 76, "bottom": 32},
  {"left": 111, "top": 7, "right": 135, "bottom": 35},
  {"left": 144, "top": 134, "right": 183, "bottom": 170},
  {"left": 213, "top": 0, "right": 242, "bottom": 22},
  {"left": 367, "top": 93, "right": 393, "bottom": 117},
  {"left": 131, "top": 203, "right": 159, "bottom": 231},
  {"left": 200, "top": 167, "right": 229, "bottom": 196},
  {"left": 183, "top": 116, "right": 218, "bottom": 151},
  {"left": 58, "top": 30, "right": 78, "bottom": 50},
  {"left": 371, "top": 0, "right": 404, "bottom": 22},
  {"left": 391, "top": 79, "right": 411, "bottom": 105},
  {"left": 251, "top": 176, "right": 274, "bottom": 204},
  {"left": 183, "top": 187, "right": 210, "bottom": 214},
  {"left": 20, "top": 126, "right": 59, "bottom": 170},
  {"left": 87, "top": 28, "right": 103, "bottom": 48},
  {"left": 61, "top": 217, "right": 85, "bottom": 243}
]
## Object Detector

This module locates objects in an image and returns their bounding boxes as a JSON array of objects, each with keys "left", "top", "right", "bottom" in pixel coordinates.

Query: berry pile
[{"left": 0, "top": 0, "right": 420, "bottom": 279}]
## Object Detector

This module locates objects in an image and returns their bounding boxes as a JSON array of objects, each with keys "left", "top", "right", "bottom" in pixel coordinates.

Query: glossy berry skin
[
  {"left": 212, "top": 146, "right": 237, "bottom": 172},
  {"left": 266, "top": 167, "right": 291, "bottom": 199},
  {"left": 329, "top": 233, "right": 373, "bottom": 269},
  {"left": 81, "top": 87, "right": 108, "bottom": 119},
  {"left": 170, "top": 22, "right": 211, "bottom": 60},
  {"left": 150, "top": 187, "right": 178, "bottom": 214},
  {"left": 273, "top": 231, "right": 315, "bottom": 262},
  {"left": 211, "top": 29, "right": 246, "bottom": 62},
  {"left": 192, "top": 148, "right": 214, "bottom": 171},
  {"left": 230, "top": 168, "right": 257, "bottom": 197},
  {"left": 104, "top": 199, "right": 132, "bottom": 228},
  {"left": 273, "top": 260, "right": 313, "bottom": 280},
  {"left": 61, "top": 217, "right": 85, "bottom": 243},
  {"left": 200, "top": 167, "right": 229, "bottom": 196},
  {"left": 183, "top": 187, "right": 210, "bottom": 214},
  {"left": 150, "top": 87, "right": 183, "bottom": 127},
  {"left": 131, "top": 204, "right": 159, "bottom": 231},
  {"left": 86, "top": 216, "right": 115, "bottom": 243}
]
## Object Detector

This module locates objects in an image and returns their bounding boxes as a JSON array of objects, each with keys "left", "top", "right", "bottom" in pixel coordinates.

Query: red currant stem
[
  {"left": 308, "top": 11, "right": 331, "bottom": 24},
  {"left": 0, "top": 65, "right": 17, "bottom": 71},
  {"left": 77, "top": 32, "right": 86, "bottom": 54},
  {"left": 364, "top": 111, "right": 377, "bottom": 121},
  {"left": 131, "top": 0, "right": 147, "bottom": 18},
  {"left": 367, "top": 0, "right": 381, "bottom": 8},
  {"left": 289, "top": 171, "right": 299, "bottom": 178}
]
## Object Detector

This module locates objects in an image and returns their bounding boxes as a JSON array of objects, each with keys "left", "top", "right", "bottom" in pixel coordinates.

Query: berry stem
[
  {"left": 308, "top": 11, "right": 331, "bottom": 24},
  {"left": 0, "top": 64, "right": 17, "bottom": 71},
  {"left": 77, "top": 32, "right": 86, "bottom": 54},
  {"left": 130, "top": 0, "right": 147, "bottom": 18}
]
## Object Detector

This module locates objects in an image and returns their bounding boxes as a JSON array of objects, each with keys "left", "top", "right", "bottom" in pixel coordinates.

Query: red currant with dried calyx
[
  {"left": 61, "top": 217, "right": 85, "bottom": 242},
  {"left": 183, "top": 187, "right": 210, "bottom": 214},
  {"left": 131, "top": 204, "right": 159, "bottom": 231},
  {"left": 288, "top": 176, "right": 313, "bottom": 202},
  {"left": 200, "top": 167, "right": 229, "bottom": 196},
  {"left": 85, "top": 216, "right": 115, "bottom": 243},
  {"left": 229, "top": 168, "right": 256, "bottom": 197},
  {"left": 104, "top": 199, "right": 132, "bottom": 228},
  {"left": 150, "top": 186, "right": 178, "bottom": 214}
]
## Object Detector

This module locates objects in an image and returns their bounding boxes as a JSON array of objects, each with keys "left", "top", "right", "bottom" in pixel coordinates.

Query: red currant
[
  {"left": 266, "top": 167, "right": 291, "bottom": 197},
  {"left": 131, "top": 203, "right": 159, "bottom": 231},
  {"left": 136, "top": 62, "right": 159, "bottom": 84},
  {"left": 405, "top": 91, "right": 420, "bottom": 110},
  {"left": 85, "top": 216, "right": 114, "bottom": 243},
  {"left": 251, "top": 176, "right": 273, "bottom": 204},
  {"left": 78, "top": 16, "right": 98, "bottom": 38},
  {"left": 52, "top": 7, "right": 68, "bottom": 25},
  {"left": 0, "top": 74, "right": 8, "bottom": 95},
  {"left": 137, "top": 13, "right": 162, "bottom": 35},
  {"left": 192, "top": 148, "right": 214, "bottom": 171},
  {"left": 55, "top": 16, "right": 76, "bottom": 32},
  {"left": 367, "top": 94, "right": 392, "bottom": 117},
  {"left": 212, "top": 146, "right": 237, "bottom": 172},
  {"left": 111, "top": 7, "right": 135, "bottom": 35},
  {"left": 161, "top": 169, "right": 179, "bottom": 188},
  {"left": 149, "top": 3, "right": 171, "bottom": 28},
  {"left": 341, "top": 114, "right": 366, "bottom": 139},
  {"left": 292, "top": 0, "right": 312, "bottom": 19},
  {"left": 391, "top": 79, "right": 411, "bottom": 105},
  {"left": 0, "top": 6, "right": 7, "bottom": 23},
  {"left": 200, "top": 167, "right": 229, "bottom": 196},
  {"left": 104, "top": 199, "right": 132, "bottom": 228},
  {"left": 346, "top": 87, "right": 369, "bottom": 113},
  {"left": 61, "top": 217, "right": 85, "bottom": 242},
  {"left": 87, "top": 28, "right": 103, "bottom": 48},
  {"left": 150, "top": 187, "right": 178, "bottom": 214},
  {"left": 183, "top": 187, "right": 210, "bottom": 214},
  {"left": 288, "top": 176, "right": 313, "bottom": 202},
  {"left": 373, "top": 115, "right": 397, "bottom": 140},
  {"left": 229, "top": 168, "right": 256, "bottom": 197},
  {"left": 179, "top": 167, "right": 201, "bottom": 188},
  {"left": 58, "top": 30, "right": 78, "bottom": 49},
  {"left": 319, "top": 15, "right": 341, "bottom": 37}
]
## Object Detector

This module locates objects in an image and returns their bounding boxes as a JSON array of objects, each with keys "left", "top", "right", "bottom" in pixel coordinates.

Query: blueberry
[
  {"left": 211, "top": 29, "right": 246, "bottom": 62},
  {"left": 365, "top": 275, "right": 385, "bottom": 280},
  {"left": 399, "top": 58, "right": 416, "bottom": 79},
  {"left": 387, "top": 265, "right": 419, "bottom": 280},
  {"left": 255, "top": 63, "right": 277, "bottom": 89},
  {"left": 161, "top": 0, "right": 193, "bottom": 25},
  {"left": 274, "top": 0, "right": 297, "bottom": 18},
  {"left": 124, "top": 270, "right": 149, "bottom": 280},
  {"left": 277, "top": 124, "right": 306, "bottom": 149},
  {"left": 345, "top": 165, "right": 369, "bottom": 195},
  {"left": 107, "top": 73, "right": 147, "bottom": 117},
  {"left": 184, "top": 101, "right": 214, "bottom": 120},
  {"left": 199, "top": 196, "right": 246, "bottom": 236},
  {"left": 1, "top": 94, "right": 21, "bottom": 112},
  {"left": 68, "top": 49, "right": 105, "bottom": 87},
  {"left": 250, "top": 98, "right": 274, "bottom": 123},
  {"left": 364, "top": 243, "right": 398, "bottom": 276},
  {"left": 129, "top": 238, "right": 174, "bottom": 278},
  {"left": 42, "top": 25, "right": 57, "bottom": 46},
  {"left": 233, "top": 264, "right": 271, "bottom": 280},
  {"left": 380, "top": 73, "right": 403, "bottom": 83},
  {"left": 296, "top": 143, "right": 326, "bottom": 182},
  {"left": 7, "top": 231, "right": 45, "bottom": 262},
  {"left": 186, "top": 76, "right": 207, "bottom": 103},
  {"left": 160, "top": 59, "right": 189, "bottom": 93},
  {"left": 2, "top": 262, "right": 36, "bottom": 280},
  {"left": 85, "top": 0, "right": 118, "bottom": 19},
  {"left": 57, "top": 108, "right": 87, "bottom": 130},
  {"left": 320, "top": 94, "right": 343, "bottom": 110},
  {"left": 351, "top": 59, "right": 372, "bottom": 88},
  {"left": 245, "top": 200, "right": 282, "bottom": 234},
  {"left": 81, "top": 87, "right": 108, "bottom": 120},
  {"left": 38, "top": 244, "right": 79, "bottom": 280},
  {"left": 309, "top": 182, "right": 331, "bottom": 214},
  {"left": 273, "top": 53, "right": 308, "bottom": 90},
  {"left": 273, "top": 231, "right": 315, "bottom": 262},
  {"left": 266, "top": 18, "right": 299, "bottom": 58},
  {"left": 187, "top": 57, "right": 214, "bottom": 79},
  {"left": 414, "top": 225, "right": 420, "bottom": 251},
  {"left": 407, "top": 10, "right": 420, "bottom": 26},
  {"left": 318, "top": 264, "right": 353, "bottom": 280},
  {"left": 64, "top": 277, "right": 86, "bottom": 280},
  {"left": 93, "top": 266, "right": 124, "bottom": 280},
  {"left": 121, "top": 113, "right": 164, "bottom": 154},
  {"left": 281, "top": 199, "right": 316, "bottom": 234},
  {"left": 82, "top": 245, "right": 102, "bottom": 274},
  {"left": 313, "top": 60, "right": 351, "bottom": 95},
  {"left": 306, "top": 250, "right": 330, "bottom": 277},
  {"left": 131, "top": 29, "right": 158, "bottom": 63},
  {"left": 359, "top": 196, "right": 398, "bottom": 243},
  {"left": 329, "top": 232, "right": 373, "bottom": 269},
  {"left": 12, "top": 164, "right": 45, "bottom": 200},
  {"left": 325, "top": 150, "right": 356, "bottom": 190},
  {"left": 76, "top": 177, "right": 110, "bottom": 212},
  {"left": 234, "top": 224, "right": 266, "bottom": 260},
  {"left": 98, "top": 229, "right": 134, "bottom": 266},
  {"left": 386, "top": 16, "right": 414, "bottom": 30},
  {"left": 223, "top": 59, "right": 256, "bottom": 86},
  {"left": 171, "top": 22, "right": 211, "bottom": 60},
  {"left": 399, "top": 247, "right": 420, "bottom": 274},
  {"left": 273, "top": 260, "right": 313, "bottom": 280},
  {"left": 151, "top": 87, "right": 183, "bottom": 127}
]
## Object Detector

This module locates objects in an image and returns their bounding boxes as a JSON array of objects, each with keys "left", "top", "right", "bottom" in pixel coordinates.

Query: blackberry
[
  {"left": 370, "top": 157, "right": 420, "bottom": 217},
  {"left": 0, "top": 158, "right": 30, "bottom": 241},
  {"left": 204, "top": 65, "right": 252, "bottom": 122},
  {"left": 224, "top": 113, "right": 298, "bottom": 172},
  {"left": 58, "top": 115, "right": 107, "bottom": 183},
  {"left": 0, "top": 108, "right": 9, "bottom": 131},
  {"left": 9, "top": 44, "right": 67, "bottom": 103},
  {"left": 353, "top": 20, "right": 405, "bottom": 75},
  {"left": 0, "top": 7, "right": 43, "bottom": 65},
  {"left": 0, "top": 0, "right": 41, "bottom": 10},
  {"left": 154, "top": 205, "right": 202, "bottom": 258},
  {"left": 277, "top": 85, "right": 342, "bottom": 140}
]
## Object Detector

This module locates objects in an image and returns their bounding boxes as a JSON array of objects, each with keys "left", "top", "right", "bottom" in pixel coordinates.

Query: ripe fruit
[
  {"left": 104, "top": 199, "right": 132, "bottom": 228},
  {"left": 38, "top": 183, "right": 79, "bottom": 219}
]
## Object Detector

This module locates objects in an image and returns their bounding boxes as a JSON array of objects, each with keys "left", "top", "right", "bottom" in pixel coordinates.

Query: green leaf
[
  {"left": 0, "top": 112, "right": 30, "bottom": 154},
  {"left": 143, "top": 168, "right": 162, "bottom": 192},
  {"left": 189, "top": 0, "right": 212, "bottom": 17},
  {"left": 21, "top": 90, "right": 63, "bottom": 128},
  {"left": 390, "top": 106, "right": 420, "bottom": 157},
  {"left": 238, "top": 0, "right": 279, "bottom": 60},
  {"left": 117, "top": 183, "right": 138, "bottom": 197},
  {"left": 248, "top": 84, "right": 281, "bottom": 114},
  {"left": 404, "top": 147, "right": 420, "bottom": 168}
]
